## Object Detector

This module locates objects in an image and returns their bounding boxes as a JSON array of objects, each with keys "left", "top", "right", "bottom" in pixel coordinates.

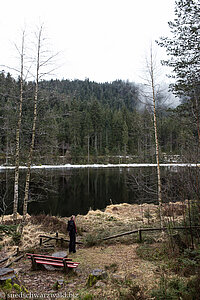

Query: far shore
[{"left": 0, "top": 162, "right": 199, "bottom": 171}]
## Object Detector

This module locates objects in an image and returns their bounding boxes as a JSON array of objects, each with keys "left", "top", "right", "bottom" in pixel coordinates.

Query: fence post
[
  {"left": 56, "top": 232, "right": 58, "bottom": 245},
  {"left": 138, "top": 229, "right": 142, "bottom": 242},
  {"left": 31, "top": 256, "right": 37, "bottom": 270}
]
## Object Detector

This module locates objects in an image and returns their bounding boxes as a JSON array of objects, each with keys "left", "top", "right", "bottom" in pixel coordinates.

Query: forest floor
[{"left": 0, "top": 201, "right": 192, "bottom": 299}]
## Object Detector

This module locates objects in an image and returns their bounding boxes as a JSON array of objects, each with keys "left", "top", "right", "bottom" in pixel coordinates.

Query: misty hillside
[{"left": 0, "top": 74, "right": 196, "bottom": 164}]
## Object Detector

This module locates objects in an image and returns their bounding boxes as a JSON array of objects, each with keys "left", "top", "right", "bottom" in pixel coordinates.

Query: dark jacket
[{"left": 67, "top": 220, "right": 77, "bottom": 234}]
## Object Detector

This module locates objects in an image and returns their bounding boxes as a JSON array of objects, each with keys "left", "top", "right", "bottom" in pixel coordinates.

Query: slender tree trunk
[
  {"left": 23, "top": 27, "right": 41, "bottom": 221},
  {"left": 194, "top": 92, "right": 200, "bottom": 145},
  {"left": 87, "top": 134, "right": 90, "bottom": 163},
  {"left": 5, "top": 135, "right": 9, "bottom": 165},
  {"left": 105, "top": 127, "right": 108, "bottom": 148},
  {"left": 23, "top": 86, "right": 38, "bottom": 220},
  {"left": 149, "top": 48, "right": 163, "bottom": 227},
  {"left": 13, "top": 32, "right": 25, "bottom": 224},
  {"left": 170, "top": 131, "right": 173, "bottom": 153},
  {"left": 94, "top": 132, "right": 98, "bottom": 155}
]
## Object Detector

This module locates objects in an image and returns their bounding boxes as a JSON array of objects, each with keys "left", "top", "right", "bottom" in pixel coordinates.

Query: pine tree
[{"left": 157, "top": 0, "right": 200, "bottom": 143}]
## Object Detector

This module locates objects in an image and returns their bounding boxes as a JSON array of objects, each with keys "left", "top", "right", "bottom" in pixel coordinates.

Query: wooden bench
[{"left": 26, "top": 253, "right": 80, "bottom": 273}]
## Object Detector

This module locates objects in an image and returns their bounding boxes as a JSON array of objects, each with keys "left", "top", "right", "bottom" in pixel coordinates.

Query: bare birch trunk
[
  {"left": 194, "top": 92, "right": 200, "bottom": 145},
  {"left": 87, "top": 135, "right": 90, "bottom": 163},
  {"left": 23, "top": 27, "right": 41, "bottom": 222},
  {"left": 149, "top": 47, "right": 163, "bottom": 227},
  {"left": 13, "top": 32, "right": 25, "bottom": 224}
]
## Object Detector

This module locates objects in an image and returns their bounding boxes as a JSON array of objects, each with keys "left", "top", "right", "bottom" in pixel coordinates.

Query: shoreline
[{"left": 0, "top": 162, "right": 199, "bottom": 171}]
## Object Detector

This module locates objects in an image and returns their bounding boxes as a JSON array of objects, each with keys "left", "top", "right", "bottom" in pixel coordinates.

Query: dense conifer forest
[
  {"left": 0, "top": 74, "right": 198, "bottom": 165},
  {"left": 0, "top": 1, "right": 200, "bottom": 298}
]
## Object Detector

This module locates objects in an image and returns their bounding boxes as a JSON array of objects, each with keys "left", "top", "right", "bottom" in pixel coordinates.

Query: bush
[
  {"left": 30, "top": 214, "right": 67, "bottom": 233},
  {"left": 0, "top": 224, "right": 17, "bottom": 235},
  {"left": 119, "top": 284, "right": 145, "bottom": 300},
  {"left": 12, "top": 231, "right": 21, "bottom": 245},
  {"left": 151, "top": 276, "right": 189, "bottom": 300},
  {"left": 84, "top": 233, "right": 100, "bottom": 247},
  {"left": 171, "top": 248, "right": 200, "bottom": 276},
  {"left": 186, "top": 274, "right": 200, "bottom": 299},
  {"left": 105, "top": 263, "right": 118, "bottom": 273},
  {"left": 136, "top": 244, "right": 167, "bottom": 261},
  {"left": 81, "top": 294, "right": 93, "bottom": 300}
]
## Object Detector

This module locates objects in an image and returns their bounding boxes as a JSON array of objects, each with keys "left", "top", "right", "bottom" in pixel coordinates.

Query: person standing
[{"left": 67, "top": 215, "right": 77, "bottom": 253}]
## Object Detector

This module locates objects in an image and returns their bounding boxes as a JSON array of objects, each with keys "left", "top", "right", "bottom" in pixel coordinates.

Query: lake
[{"left": 0, "top": 164, "right": 199, "bottom": 217}]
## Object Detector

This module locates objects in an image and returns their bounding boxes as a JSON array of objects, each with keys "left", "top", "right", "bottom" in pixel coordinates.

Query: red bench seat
[{"left": 26, "top": 253, "right": 80, "bottom": 272}]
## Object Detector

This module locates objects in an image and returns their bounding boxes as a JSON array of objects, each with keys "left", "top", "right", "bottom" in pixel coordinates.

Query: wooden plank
[
  {"left": 33, "top": 257, "right": 64, "bottom": 264},
  {"left": 64, "top": 260, "right": 80, "bottom": 265},
  {"left": 34, "top": 258, "right": 80, "bottom": 265},
  {"left": 67, "top": 264, "right": 78, "bottom": 268},
  {"left": 27, "top": 255, "right": 80, "bottom": 265},
  {"left": 34, "top": 260, "right": 79, "bottom": 268},
  {"left": 34, "top": 258, "right": 79, "bottom": 265},
  {"left": 35, "top": 260, "right": 63, "bottom": 267},
  {"left": 30, "top": 257, "right": 72, "bottom": 265},
  {"left": 26, "top": 253, "right": 72, "bottom": 261}
]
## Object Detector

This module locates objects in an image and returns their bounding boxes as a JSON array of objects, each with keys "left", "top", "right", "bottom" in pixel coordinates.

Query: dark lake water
[{"left": 0, "top": 166, "right": 199, "bottom": 217}]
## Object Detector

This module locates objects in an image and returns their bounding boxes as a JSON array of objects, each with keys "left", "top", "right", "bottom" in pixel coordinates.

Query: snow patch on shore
[{"left": 0, "top": 163, "right": 199, "bottom": 171}]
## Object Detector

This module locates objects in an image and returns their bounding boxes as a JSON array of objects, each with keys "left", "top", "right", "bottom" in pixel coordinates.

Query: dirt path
[
  {"left": 1, "top": 202, "right": 185, "bottom": 299},
  {"left": 2, "top": 243, "right": 160, "bottom": 299}
]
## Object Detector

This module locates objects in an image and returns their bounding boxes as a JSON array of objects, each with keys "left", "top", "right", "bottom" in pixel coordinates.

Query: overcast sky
[{"left": 0, "top": 0, "right": 175, "bottom": 83}]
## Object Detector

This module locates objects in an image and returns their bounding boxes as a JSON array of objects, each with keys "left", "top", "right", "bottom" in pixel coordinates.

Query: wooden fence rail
[
  {"left": 39, "top": 234, "right": 83, "bottom": 246},
  {"left": 39, "top": 227, "right": 200, "bottom": 246},
  {"left": 103, "top": 226, "right": 200, "bottom": 242}
]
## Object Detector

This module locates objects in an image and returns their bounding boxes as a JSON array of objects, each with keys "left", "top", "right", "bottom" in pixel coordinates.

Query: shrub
[
  {"left": 12, "top": 231, "right": 21, "bottom": 245},
  {"left": 30, "top": 214, "right": 67, "bottom": 233},
  {"left": 105, "top": 263, "right": 118, "bottom": 273},
  {"left": 84, "top": 233, "right": 100, "bottom": 247},
  {"left": 122, "top": 284, "right": 145, "bottom": 300},
  {"left": 136, "top": 244, "right": 167, "bottom": 261},
  {"left": 81, "top": 294, "right": 93, "bottom": 300},
  {"left": 0, "top": 224, "right": 17, "bottom": 235},
  {"left": 171, "top": 248, "right": 200, "bottom": 276},
  {"left": 151, "top": 276, "right": 189, "bottom": 300}
]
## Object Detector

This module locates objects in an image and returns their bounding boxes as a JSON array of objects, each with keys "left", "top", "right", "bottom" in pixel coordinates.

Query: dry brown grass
[
  {"left": 30, "top": 214, "right": 67, "bottom": 233},
  {"left": 0, "top": 202, "right": 190, "bottom": 299},
  {"left": 0, "top": 202, "right": 186, "bottom": 255},
  {"left": 75, "top": 202, "right": 185, "bottom": 239}
]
